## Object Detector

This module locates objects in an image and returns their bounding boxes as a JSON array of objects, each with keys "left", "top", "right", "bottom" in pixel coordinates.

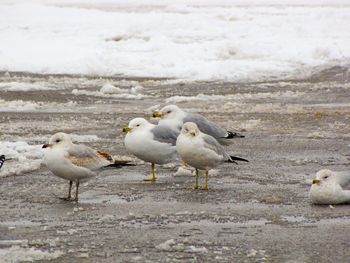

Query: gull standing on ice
[
  {"left": 309, "top": 169, "right": 350, "bottom": 205},
  {"left": 43, "top": 132, "right": 130, "bottom": 201},
  {"left": 153, "top": 105, "right": 244, "bottom": 145},
  {"left": 176, "top": 122, "right": 248, "bottom": 190},
  {"left": 123, "top": 117, "right": 178, "bottom": 182}
]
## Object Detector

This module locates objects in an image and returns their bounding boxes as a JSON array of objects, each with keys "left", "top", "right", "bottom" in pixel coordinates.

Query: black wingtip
[
  {"left": 229, "top": 155, "right": 249, "bottom": 163},
  {"left": 106, "top": 160, "right": 136, "bottom": 168},
  {"left": 226, "top": 131, "right": 245, "bottom": 139},
  {"left": 0, "top": 155, "right": 5, "bottom": 169}
]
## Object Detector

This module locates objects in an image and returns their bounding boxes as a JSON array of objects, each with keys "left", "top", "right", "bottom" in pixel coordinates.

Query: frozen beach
[
  {"left": 0, "top": 67, "right": 350, "bottom": 262},
  {"left": 1, "top": 0, "right": 350, "bottom": 262}
]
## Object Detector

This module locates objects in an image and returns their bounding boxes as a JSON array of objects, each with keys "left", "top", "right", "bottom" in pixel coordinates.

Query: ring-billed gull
[
  {"left": 43, "top": 132, "right": 130, "bottom": 201},
  {"left": 123, "top": 117, "right": 178, "bottom": 182},
  {"left": 153, "top": 105, "right": 244, "bottom": 145},
  {"left": 309, "top": 169, "right": 350, "bottom": 205},
  {"left": 176, "top": 122, "right": 248, "bottom": 190},
  {"left": 0, "top": 155, "right": 5, "bottom": 169}
]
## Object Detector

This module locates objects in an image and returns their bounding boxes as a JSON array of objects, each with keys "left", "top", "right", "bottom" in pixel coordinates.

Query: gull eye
[
  {"left": 167, "top": 110, "right": 171, "bottom": 114},
  {"left": 55, "top": 139, "right": 61, "bottom": 143},
  {"left": 136, "top": 124, "right": 140, "bottom": 127},
  {"left": 324, "top": 176, "right": 329, "bottom": 179}
]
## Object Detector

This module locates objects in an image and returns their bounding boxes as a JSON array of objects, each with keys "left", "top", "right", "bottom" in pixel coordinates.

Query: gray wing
[
  {"left": 151, "top": 125, "right": 179, "bottom": 146},
  {"left": 336, "top": 171, "right": 350, "bottom": 189},
  {"left": 184, "top": 113, "right": 228, "bottom": 139},
  {"left": 202, "top": 134, "right": 227, "bottom": 159},
  {"left": 66, "top": 144, "right": 112, "bottom": 170}
]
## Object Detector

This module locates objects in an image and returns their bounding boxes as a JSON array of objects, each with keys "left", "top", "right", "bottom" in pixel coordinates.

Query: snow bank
[
  {"left": 0, "top": 141, "right": 43, "bottom": 177},
  {"left": 0, "top": 1, "right": 349, "bottom": 81},
  {"left": 0, "top": 81, "right": 53, "bottom": 91},
  {"left": 72, "top": 83, "right": 146, "bottom": 99},
  {"left": 0, "top": 99, "right": 77, "bottom": 112}
]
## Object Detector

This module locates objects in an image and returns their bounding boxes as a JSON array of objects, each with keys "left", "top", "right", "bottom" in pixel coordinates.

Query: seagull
[
  {"left": 309, "top": 169, "right": 350, "bottom": 205},
  {"left": 123, "top": 117, "right": 178, "bottom": 182},
  {"left": 153, "top": 104, "right": 244, "bottom": 145},
  {"left": 0, "top": 155, "right": 5, "bottom": 169},
  {"left": 176, "top": 122, "right": 248, "bottom": 190},
  {"left": 43, "top": 132, "right": 131, "bottom": 202}
]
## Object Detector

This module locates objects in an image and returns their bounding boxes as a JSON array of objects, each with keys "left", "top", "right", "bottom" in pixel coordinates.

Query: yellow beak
[
  {"left": 190, "top": 132, "right": 196, "bottom": 137},
  {"left": 312, "top": 179, "right": 321, "bottom": 185},
  {"left": 152, "top": 111, "right": 163, "bottom": 118},
  {"left": 122, "top": 127, "right": 132, "bottom": 133}
]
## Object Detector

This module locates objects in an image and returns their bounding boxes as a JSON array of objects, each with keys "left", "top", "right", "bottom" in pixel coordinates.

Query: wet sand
[{"left": 0, "top": 68, "right": 350, "bottom": 262}]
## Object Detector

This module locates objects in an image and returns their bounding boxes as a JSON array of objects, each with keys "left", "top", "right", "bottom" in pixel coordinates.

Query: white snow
[
  {"left": 0, "top": 99, "right": 77, "bottom": 112},
  {"left": 0, "top": 1, "right": 349, "bottom": 81},
  {"left": 0, "top": 141, "right": 43, "bottom": 177},
  {"left": 72, "top": 83, "right": 146, "bottom": 99},
  {"left": 0, "top": 81, "right": 53, "bottom": 91},
  {"left": 0, "top": 246, "right": 63, "bottom": 263},
  {"left": 165, "top": 91, "right": 304, "bottom": 103}
]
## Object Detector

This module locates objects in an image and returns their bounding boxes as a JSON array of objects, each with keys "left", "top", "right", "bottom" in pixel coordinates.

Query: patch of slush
[
  {"left": 0, "top": 246, "right": 63, "bottom": 263},
  {"left": 165, "top": 91, "right": 304, "bottom": 103},
  {"left": 72, "top": 83, "right": 147, "bottom": 99},
  {"left": 0, "top": 81, "right": 54, "bottom": 91},
  {"left": 0, "top": 99, "right": 77, "bottom": 112},
  {"left": 174, "top": 167, "right": 219, "bottom": 177},
  {"left": 222, "top": 102, "right": 305, "bottom": 114},
  {"left": 79, "top": 191, "right": 128, "bottom": 204},
  {"left": 0, "top": 141, "right": 43, "bottom": 177},
  {"left": 70, "top": 134, "right": 99, "bottom": 143}
]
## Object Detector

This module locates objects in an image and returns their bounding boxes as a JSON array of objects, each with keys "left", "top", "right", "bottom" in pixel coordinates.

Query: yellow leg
[
  {"left": 144, "top": 163, "right": 157, "bottom": 182},
  {"left": 151, "top": 163, "right": 157, "bottom": 182},
  {"left": 193, "top": 169, "right": 199, "bottom": 189},
  {"left": 74, "top": 180, "right": 80, "bottom": 202},
  {"left": 202, "top": 170, "right": 209, "bottom": 191}
]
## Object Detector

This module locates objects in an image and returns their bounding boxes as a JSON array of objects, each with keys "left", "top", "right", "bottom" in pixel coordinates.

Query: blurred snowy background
[{"left": 0, "top": 0, "right": 349, "bottom": 81}]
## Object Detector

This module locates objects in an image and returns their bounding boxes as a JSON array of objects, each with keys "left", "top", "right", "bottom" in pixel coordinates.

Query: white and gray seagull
[
  {"left": 309, "top": 169, "right": 350, "bottom": 205},
  {"left": 153, "top": 104, "right": 244, "bottom": 145},
  {"left": 123, "top": 117, "right": 178, "bottom": 182},
  {"left": 43, "top": 132, "right": 130, "bottom": 201},
  {"left": 176, "top": 122, "right": 248, "bottom": 190}
]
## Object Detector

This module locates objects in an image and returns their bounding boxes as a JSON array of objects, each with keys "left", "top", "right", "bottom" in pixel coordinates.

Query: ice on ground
[
  {"left": 222, "top": 102, "right": 305, "bottom": 114},
  {"left": 156, "top": 239, "right": 176, "bottom": 251},
  {"left": 0, "top": 141, "right": 43, "bottom": 161},
  {"left": 0, "top": 246, "right": 63, "bottom": 263},
  {"left": 165, "top": 91, "right": 304, "bottom": 103},
  {"left": 0, "top": 141, "right": 43, "bottom": 177},
  {"left": 0, "top": 99, "right": 77, "bottom": 112},
  {"left": 70, "top": 134, "right": 99, "bottom": 143},
  {"left": 174, "top": 167, "right": 194, "bottom": 176},
  {"left": 174, "top": 167, "right": 219, "bottom": 177},
  {"left": 72, "top": 83, "right": 146, "bottom": 99},
  {"left": 0, "top": 1, "right": 349, "bottom": 81},
  {"left": 0, "top": 81, "right": 53, "bottom": 91},
  {"left": 186, "top": 245, "right": 208, "bottom": 253}
]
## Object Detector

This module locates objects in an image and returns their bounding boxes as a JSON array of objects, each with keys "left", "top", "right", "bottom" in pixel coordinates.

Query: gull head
[
  {"left": 312, "top": 169, "right": 336, "bottom": 185},
  {"left": 153, "top": 105, "right": 182, "bottom": 119},
  {"left": 123, "top": 118, "right": 150, "bottom": 133},
  {"left": 181, "top": 122, "right": 199, "bottom": 137},
  {"left": 43, "top": 132, "right": 72, "bottom": 149}
]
